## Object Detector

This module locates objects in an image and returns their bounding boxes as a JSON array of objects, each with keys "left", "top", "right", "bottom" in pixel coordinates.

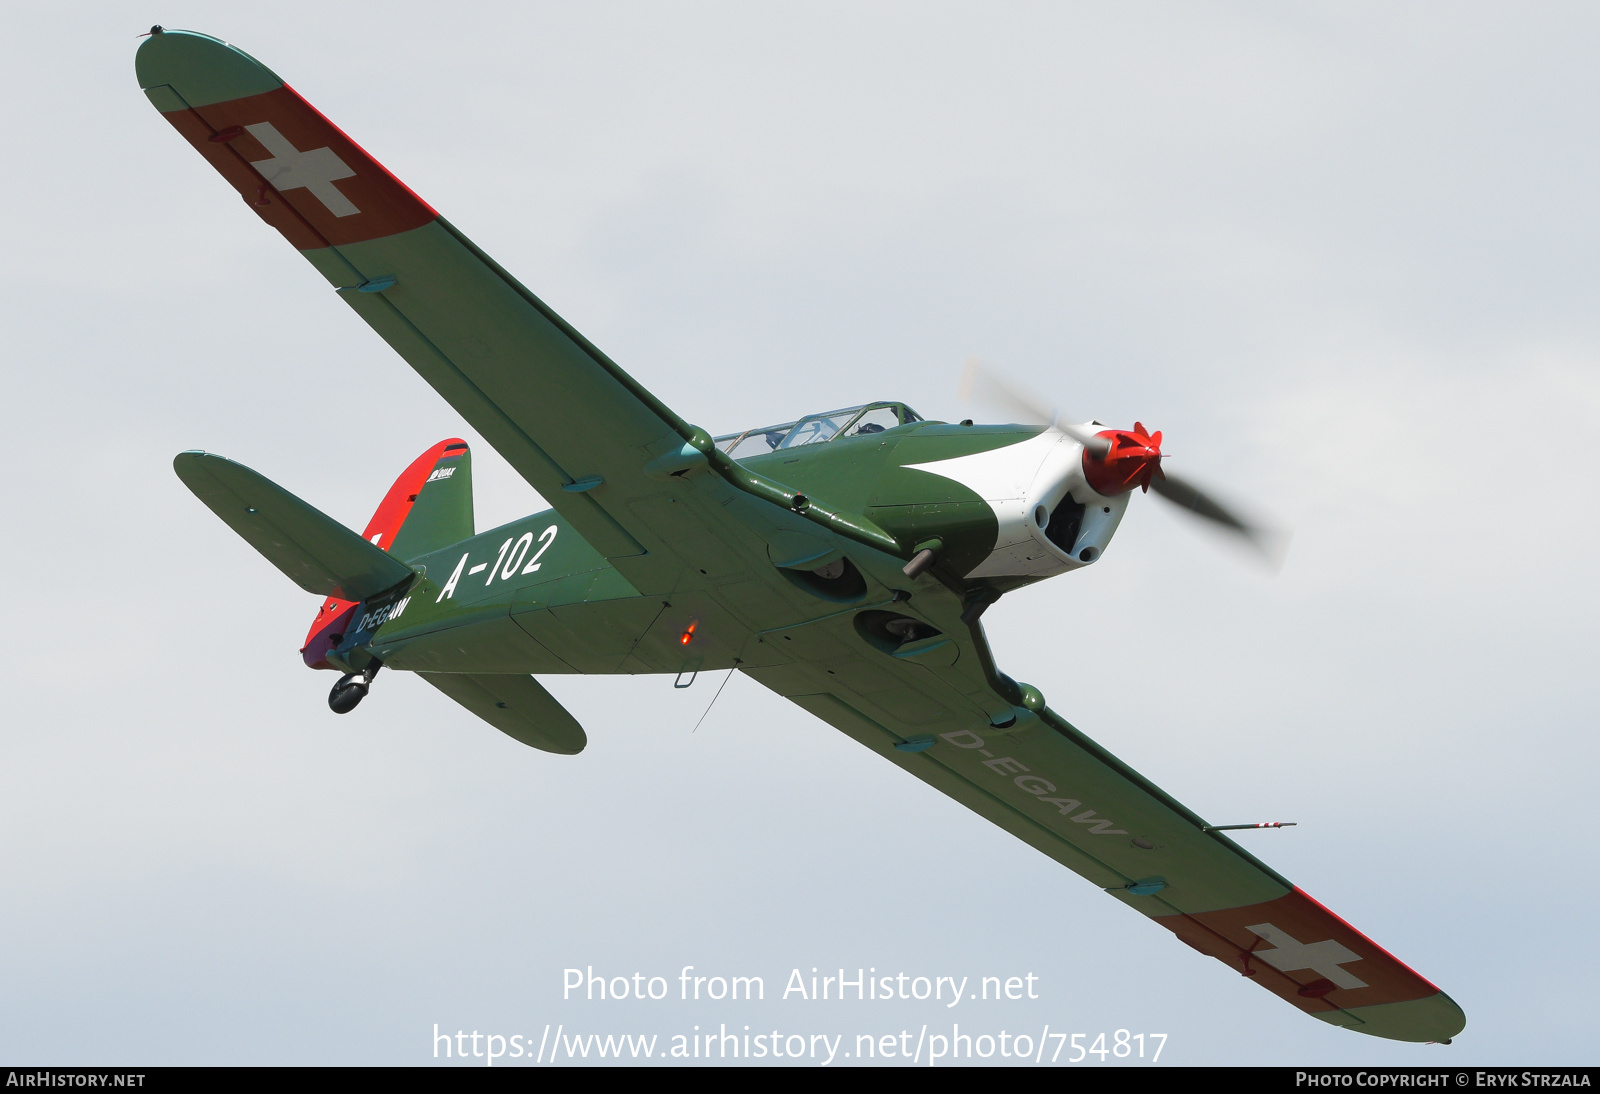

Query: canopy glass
[{"left": 713, "top": 403, "right": 921, "bottom": 462}]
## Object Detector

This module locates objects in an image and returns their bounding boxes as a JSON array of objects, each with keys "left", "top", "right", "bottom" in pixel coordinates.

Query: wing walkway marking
[
  {"left": 1246, "top": 922, "right": 1368, "bottom": 989},
  {"left": 244, "top": 122, "right": 359, "bottom": 217}
]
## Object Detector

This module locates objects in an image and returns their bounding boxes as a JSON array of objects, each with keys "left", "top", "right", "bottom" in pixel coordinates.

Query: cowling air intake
[{"left": 301, "top": 439, "right": 473, "bottom": 669}]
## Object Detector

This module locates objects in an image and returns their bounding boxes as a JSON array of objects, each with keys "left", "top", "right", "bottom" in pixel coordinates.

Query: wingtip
[
  {"left": 136, "top": 28, "right": 283, "bottom": 108},
  {"left": 1315, "top": 990, "right": 1467, "bottom": 1044}
]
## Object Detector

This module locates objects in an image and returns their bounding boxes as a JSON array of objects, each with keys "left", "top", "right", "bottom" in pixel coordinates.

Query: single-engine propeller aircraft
[{"left": 138, "top": 28, "right": 1464, "bottom": 1044}]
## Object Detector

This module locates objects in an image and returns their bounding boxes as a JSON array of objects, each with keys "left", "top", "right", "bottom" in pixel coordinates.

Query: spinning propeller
[{"left": 959, "top": 358, "right": 1285, "bottom": 566}]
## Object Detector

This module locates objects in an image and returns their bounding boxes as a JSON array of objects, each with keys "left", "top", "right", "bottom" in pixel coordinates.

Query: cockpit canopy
[{"left": 714, "top": 402, "right": 922, "bottom": 461}]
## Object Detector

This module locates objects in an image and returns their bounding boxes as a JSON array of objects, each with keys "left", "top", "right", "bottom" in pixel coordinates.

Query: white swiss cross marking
[
  {"left": 1246, "top": 923, "right": 1368, "bottom": 989},
  {"left": 244, "top": 122, "right": 360, "bottom": 218}
]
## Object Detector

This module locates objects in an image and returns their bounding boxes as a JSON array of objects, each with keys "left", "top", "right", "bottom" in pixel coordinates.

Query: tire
[{"left": 328, "top": 674, "right": 369, "bottom": 714}]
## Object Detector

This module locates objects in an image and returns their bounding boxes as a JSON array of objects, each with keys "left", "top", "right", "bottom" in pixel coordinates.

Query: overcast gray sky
[{"left": 1, "top": 0, "right": 1595, "bottom": 1066}]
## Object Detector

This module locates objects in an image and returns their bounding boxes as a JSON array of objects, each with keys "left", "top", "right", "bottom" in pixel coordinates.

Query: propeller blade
[
  {"left": 1150, "top": 471, "right": 1288, "bottom": 567},
  {"left": 1052, "top": 419, "right": 1113, "bottom": 457},
  {"left": 959, "top": 356, "right": 1047, "bottom": 423},
  {"left": 958, "top": 357, "right": 1288, "bottom": 569},
  {"left": 959, "top": 357, "right": 1110, "bottom": 456},
  {"left": 1148, "top": 471, "right": 1250, "bottom": 533}
]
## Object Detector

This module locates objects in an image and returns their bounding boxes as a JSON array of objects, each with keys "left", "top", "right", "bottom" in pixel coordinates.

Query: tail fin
[{"left": 302, "top": 439, "right": 474, "bottom": 669}]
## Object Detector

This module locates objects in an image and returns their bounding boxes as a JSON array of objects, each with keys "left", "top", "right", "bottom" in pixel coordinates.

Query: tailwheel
[{"left": 328, "top": 672, "right": 370, "bottom": 714}]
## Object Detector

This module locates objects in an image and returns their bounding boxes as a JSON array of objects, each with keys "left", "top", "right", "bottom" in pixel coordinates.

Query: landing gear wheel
[{"left": 328, "top": 673, "right": 369, "bottom": 714}]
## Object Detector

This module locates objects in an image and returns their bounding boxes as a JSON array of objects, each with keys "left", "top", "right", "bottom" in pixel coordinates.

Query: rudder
[{"left": 302, "top": 439, "right": 474, "bottom": 669}]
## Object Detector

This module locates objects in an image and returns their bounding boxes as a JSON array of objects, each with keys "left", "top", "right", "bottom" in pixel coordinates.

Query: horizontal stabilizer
[
  {"left": 174, "top": 451, "right": 415, "bottom": 601},
  {"left": 419, "top": 673, "right": 586, "bottom": 755}
]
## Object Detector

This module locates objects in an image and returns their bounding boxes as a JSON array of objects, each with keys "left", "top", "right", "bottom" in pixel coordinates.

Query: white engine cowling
[{"left": 906, "top": 428, "right": 1129, "bottom": 580}]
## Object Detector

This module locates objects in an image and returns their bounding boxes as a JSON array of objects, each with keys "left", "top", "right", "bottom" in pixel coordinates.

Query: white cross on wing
[
  {"left": 1246, "top": 922, "right": 1369, "bottom": 990},
  {"left": 245, "top": 122, "right": 360, "bottom": 218}
]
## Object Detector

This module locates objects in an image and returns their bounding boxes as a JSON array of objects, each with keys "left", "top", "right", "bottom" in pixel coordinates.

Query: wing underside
[
  {"left": 136, "top": 29, "right": 797, "bottom": 598},
  {"left": 736, "top": 605, "right": 1464, "bottom": 1044}
]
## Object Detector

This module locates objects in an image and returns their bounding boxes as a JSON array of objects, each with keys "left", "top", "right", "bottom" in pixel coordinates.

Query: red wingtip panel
[
  {"left": 1154, "top": 886, "right": 1459, "bottom": 1040},
  {"left": 156, "top": 85, "right": 437, "bottom": 250},
  {"left": 301, "top": 439, "right": 467, "bottom": 669}
]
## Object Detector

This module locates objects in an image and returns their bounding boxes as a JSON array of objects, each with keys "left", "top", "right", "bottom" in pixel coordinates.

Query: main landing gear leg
[{"left": 328, "top": 663, "right": 381, "bottom": 714}]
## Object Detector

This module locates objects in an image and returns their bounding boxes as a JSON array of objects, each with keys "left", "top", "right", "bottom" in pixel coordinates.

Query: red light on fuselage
[{"left": 680, "top": 620, "right": 698, "bottom": 645}]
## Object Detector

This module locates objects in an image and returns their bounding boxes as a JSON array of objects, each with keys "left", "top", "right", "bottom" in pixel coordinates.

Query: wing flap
[{"left": 174, "top": 451, "right": 414, "bottom": 601}]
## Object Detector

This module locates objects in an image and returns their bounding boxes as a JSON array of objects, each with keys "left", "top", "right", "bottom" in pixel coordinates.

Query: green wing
[
  {"left": 740, "top": 602, "right": 1465, "bottom": 1044},
  {"left": 136, "top": 29, "right": 882, "bottom": 597}
]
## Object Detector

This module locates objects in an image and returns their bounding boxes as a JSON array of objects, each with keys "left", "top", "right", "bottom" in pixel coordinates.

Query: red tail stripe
[
  {"left": 300, "top": 439, "right": 466, "bottom": 668},
  {"left": 361, "top": 439, "right": 466, "bottom": 549}
]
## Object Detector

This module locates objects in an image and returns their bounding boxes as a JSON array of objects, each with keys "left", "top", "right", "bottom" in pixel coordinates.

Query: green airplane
[{"left": 138, "top": 27, "right": 1464, "bottom": 1045}]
